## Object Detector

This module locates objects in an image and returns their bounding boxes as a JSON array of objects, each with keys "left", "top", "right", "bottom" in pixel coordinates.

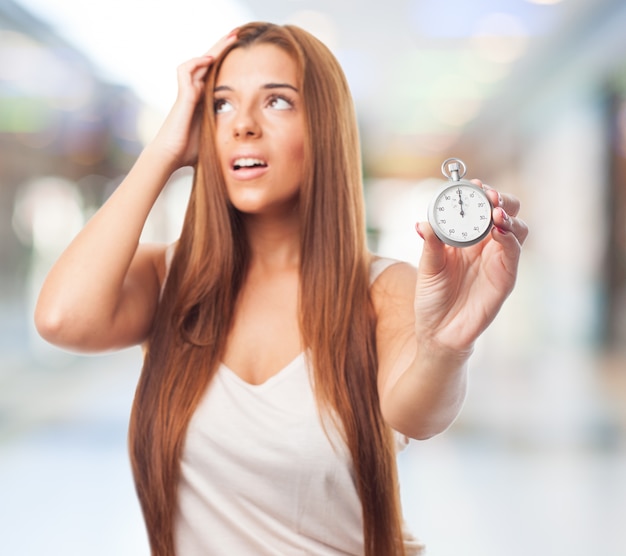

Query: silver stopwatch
[{"left": 427, "top": 158, "right": 493, "bottom": 248}]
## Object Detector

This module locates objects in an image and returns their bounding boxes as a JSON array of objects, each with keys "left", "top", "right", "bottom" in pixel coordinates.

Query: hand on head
[{"left": 150, "top": 30, "right": 240, "bottom": 169}]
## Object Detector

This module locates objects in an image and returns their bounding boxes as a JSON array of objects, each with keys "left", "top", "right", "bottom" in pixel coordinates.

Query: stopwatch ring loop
[{"left": 441, "top": 158, "right": 467, "bottom": 180}]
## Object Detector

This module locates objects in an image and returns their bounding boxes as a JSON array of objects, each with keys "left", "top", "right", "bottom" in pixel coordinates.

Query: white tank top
[{"left": 171, "top": 255, "right": 425, "bottom": 555}]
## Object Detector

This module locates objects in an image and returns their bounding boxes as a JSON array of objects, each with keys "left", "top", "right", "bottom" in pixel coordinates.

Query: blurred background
[{"left": 1, "top": 0, "right": 625, "bottom": 554}]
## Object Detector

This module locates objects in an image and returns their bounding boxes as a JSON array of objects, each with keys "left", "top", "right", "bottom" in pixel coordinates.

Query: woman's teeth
[{"left": 233, "top": 158, "right": 267, "bottom": 170}]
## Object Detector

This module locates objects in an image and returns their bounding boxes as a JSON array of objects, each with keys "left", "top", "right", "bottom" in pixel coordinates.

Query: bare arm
[
  {"left": 373, "top": 263, "right": 469, "bottom": 440},
  {"left": 34, "top": 149, "right": 172, "bottom": 352},
  {"left": 35, "top": 33, "right": 238, "bottom": 353},
  {"left": 375, "top": 184, "right": 528, "bottom": 440}
]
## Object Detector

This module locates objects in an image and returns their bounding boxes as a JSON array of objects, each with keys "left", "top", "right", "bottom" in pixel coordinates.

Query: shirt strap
[{"left": 369, "top": 256, "right": 401, "bottom": 286}]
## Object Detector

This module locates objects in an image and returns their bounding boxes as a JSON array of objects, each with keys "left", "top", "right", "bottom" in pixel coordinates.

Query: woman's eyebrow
[
  {"left": 263, "top": 83, "right": 299, "bottom": 92},
  {"left": 213, "top": 85, "right": 233, "bottom": 93},
  {"left": 213, "top": 83, "right": 299, "bottom": 93}
]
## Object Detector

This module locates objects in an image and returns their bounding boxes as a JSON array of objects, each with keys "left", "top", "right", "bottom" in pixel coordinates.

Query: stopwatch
[{"left": 427, "top": 158, "right": 493, "bottom": 248}]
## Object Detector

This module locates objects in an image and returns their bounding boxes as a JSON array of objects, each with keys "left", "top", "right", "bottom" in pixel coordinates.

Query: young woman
[{"left": 35, "top": 22, "right": 528, "bottom": 556}]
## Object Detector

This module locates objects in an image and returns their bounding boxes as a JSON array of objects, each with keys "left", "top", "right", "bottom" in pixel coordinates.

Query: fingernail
[
  {"left": 499, "top": 207, "right": 509, "bottom": 221},
  {"left": 415, "top": 222, "right": 425, "bottom": 239},
  {"left": 495, "top": 226, "right": 508, "bottom": 235}
]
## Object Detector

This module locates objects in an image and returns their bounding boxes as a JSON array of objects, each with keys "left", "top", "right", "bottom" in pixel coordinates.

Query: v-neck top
[{"left": 171, "top": 255, "right": 425, "bottom": 555}]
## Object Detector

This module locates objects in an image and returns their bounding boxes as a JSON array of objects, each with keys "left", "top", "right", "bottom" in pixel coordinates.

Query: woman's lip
[{"left": 229, "top": 164, "right": 269, "bottom": 180}]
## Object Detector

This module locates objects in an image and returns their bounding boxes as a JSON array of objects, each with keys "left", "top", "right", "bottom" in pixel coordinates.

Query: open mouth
[{"left": 232, "top": 157, "right": 268, "bottom": 171}]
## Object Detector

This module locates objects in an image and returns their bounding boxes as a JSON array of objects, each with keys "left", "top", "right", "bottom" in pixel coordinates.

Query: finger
[
  {"left": 492, "top": 207, "right": 529, "bottom": 246},
  {"left": 177, "top": 55, "right": 214, "bottom": 82},
  {"left": 495, "top": 191, "right": 521, "bottom": 217},
  {"left": 473, "top": 179, "right": 521, "bottom": 217},
  {"left": 177, "top": 31, "right": 239, "bottom": 95},
  {"left": 177, "top": 30, "right": 239, "bottom": 79},
  {"left": 202, "top": 29, "right": 239, "bottom": 59},
  {"left": 415, "top": 221, "right": 447, "bottom": 272},
  {"left": 177, "top": 31, "right": 239, "bottom": 91}
]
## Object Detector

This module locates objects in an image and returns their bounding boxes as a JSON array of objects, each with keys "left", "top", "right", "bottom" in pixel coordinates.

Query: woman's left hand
[{"left": 414, "top": 180, "right": 528, "bottom": 354}]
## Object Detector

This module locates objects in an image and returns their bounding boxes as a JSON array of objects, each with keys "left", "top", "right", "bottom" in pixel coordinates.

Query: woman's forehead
[{"left": 216, "top": 43, "right": 299, "bottom": 87}]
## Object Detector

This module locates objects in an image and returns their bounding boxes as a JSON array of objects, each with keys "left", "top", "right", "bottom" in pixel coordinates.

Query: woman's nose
[{"left": 232, "top": 108, "right": 261, "bottom": 138}]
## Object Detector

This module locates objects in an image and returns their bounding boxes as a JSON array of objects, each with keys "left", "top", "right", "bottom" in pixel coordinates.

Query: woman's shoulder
[{"left": 369, "top": 255, "right": 417, "bottom": 316}]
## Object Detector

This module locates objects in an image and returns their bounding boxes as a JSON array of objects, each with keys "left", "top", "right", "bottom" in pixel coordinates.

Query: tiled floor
[{"left": 1, "top": 343, "right": 625, "bottom": 556}]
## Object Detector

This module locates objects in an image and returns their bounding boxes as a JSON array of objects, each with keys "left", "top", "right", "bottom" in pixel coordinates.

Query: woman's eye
[
  {"left": 268, "top": 96, "right": 292, "bottom": 110},
  {"left": 214, "top": 98, "right": 233, "bottom": 114}
]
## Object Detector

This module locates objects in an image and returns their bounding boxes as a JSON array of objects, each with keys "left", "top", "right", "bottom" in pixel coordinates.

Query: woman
[{"left": 35, "top": 22, "right": 528, "bottom": 556}]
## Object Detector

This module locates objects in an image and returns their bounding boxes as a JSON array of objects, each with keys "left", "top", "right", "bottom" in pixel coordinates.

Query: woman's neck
[{"left": 243, "top": 211, "right": 301, "bottom": 271}]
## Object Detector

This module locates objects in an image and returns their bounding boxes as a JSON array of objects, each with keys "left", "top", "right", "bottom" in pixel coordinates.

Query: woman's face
[{"left": 214, "top": 43, "right": 306, "bottom": 218}]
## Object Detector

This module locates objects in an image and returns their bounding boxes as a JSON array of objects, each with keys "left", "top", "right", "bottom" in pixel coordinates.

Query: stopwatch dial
[{"left": 429, "top": 183, "right": 492, "bottom": 247}]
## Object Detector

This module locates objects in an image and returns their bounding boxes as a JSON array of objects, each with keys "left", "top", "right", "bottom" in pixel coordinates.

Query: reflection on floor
[{"left": 1, "top": 347, "right": 625, "bottom": 556}]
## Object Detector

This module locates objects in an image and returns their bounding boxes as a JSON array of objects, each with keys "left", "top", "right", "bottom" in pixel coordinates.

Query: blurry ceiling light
[
  {"left": 471, "top": 13, "right": 529, "bottom": 64},
  {"left": 285, "top": 10, "right": 338, "bottom": 51}
]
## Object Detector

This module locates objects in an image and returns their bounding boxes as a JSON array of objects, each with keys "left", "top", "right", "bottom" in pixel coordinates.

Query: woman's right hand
[{"left": 150, "top": 30, "right": 239, "bottom": 169}]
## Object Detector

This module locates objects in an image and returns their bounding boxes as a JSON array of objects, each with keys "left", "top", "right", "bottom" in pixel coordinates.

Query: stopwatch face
[{"left": 428, "top": 180, "right": 493, "bottom": 247}]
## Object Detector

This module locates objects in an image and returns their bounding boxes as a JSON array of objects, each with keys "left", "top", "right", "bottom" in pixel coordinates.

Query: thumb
[{"left": 415, "top": 221, "right": 446, "bottom": 273}]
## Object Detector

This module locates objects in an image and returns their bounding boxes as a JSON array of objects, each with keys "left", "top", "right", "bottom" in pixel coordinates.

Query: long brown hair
[{"left": 129, "top": 22, "right": 405, "bottom": 556}]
